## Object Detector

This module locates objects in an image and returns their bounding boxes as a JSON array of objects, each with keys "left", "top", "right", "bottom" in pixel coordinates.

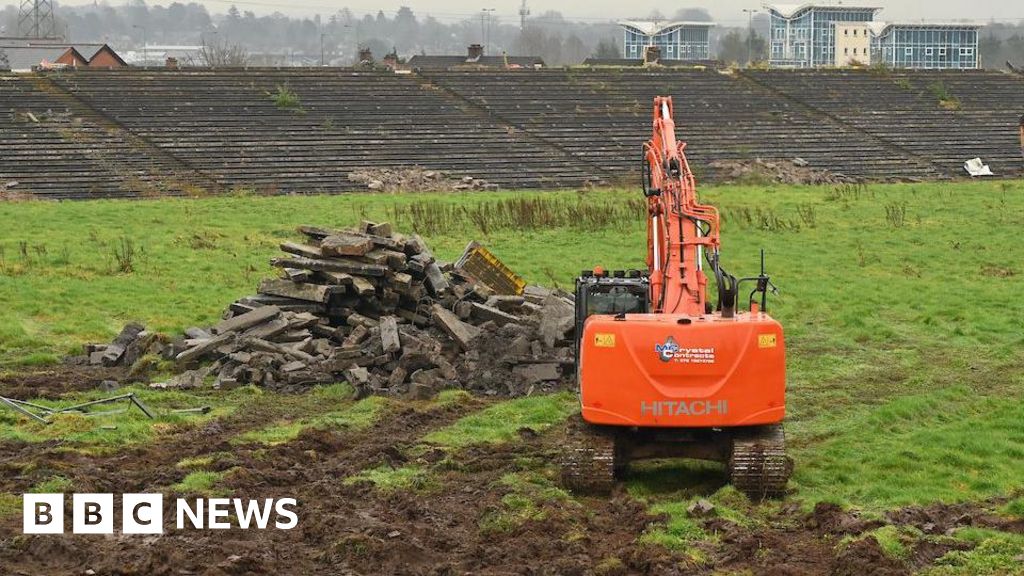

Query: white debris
[{"left": 964, "top": 157, "right": 994, "bottom": 177}]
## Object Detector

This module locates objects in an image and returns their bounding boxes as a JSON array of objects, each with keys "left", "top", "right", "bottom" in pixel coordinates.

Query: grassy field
[{"left": 1, "top": 180, "right": 1022, "bottom": 568}]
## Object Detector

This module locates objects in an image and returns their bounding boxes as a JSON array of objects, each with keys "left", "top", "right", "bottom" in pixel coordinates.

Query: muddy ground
[{"left": 0, "top": 368, "right": 1018, "bottom": 576}]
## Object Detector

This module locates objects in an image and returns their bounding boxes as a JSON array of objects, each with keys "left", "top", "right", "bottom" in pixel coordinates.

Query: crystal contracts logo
[
  {"left": 655, "top": 336, "right": 680, "bottom": 363},
  {"left": 23, "top": 494, "right": 298, "bottom": 534}
]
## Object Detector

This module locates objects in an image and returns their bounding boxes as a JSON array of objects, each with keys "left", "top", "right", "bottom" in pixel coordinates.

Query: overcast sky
[{"left": 54, "top": 1, "right": 1024, "bottom": 25}]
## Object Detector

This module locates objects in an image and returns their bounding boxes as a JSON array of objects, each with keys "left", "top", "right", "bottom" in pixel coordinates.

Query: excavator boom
[{"left": 645, "top": 96, "right": 721, "bottom": 317}]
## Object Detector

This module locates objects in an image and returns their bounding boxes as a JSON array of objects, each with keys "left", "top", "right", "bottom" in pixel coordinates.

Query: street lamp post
[
  {"left": 320, "top": 32, "right": 326, "bottom": 66},
  {"left": 344, "top": 19, "right": 359, "bottom": 65},
  {"left": 743, "top": 9, "right": 759, "bottom": 66},
  {"left": 481, "top": 8, "right": 495, "bottom": 54},
  {"left": 486, "top": 9, "right": 495, "bottom": 53},
  {"left": 133, "top": 24, "right": 148, "bottom": 66}
]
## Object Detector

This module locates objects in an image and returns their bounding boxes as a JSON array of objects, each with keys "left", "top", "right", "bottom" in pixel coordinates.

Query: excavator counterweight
[{"left": 562, "top": 97, "right": 792, "bottom": 500}]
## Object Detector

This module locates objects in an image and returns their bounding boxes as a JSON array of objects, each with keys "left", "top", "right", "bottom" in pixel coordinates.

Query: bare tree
[{"left": 199, "top": 39, "right": 250, "bottom": 67}]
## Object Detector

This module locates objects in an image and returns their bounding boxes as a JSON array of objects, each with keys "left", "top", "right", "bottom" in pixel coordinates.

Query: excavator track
[
  {"left": 560, "top": 415, "right": 618, "bottom": 495},
  {"left": 728, "top": 424, "right": 792, "bottom": 500}
]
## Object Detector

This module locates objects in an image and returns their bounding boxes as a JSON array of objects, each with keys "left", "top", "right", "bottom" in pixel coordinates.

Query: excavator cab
[{"left": 573, "top": 270, "right": 649, "bottom": 357}]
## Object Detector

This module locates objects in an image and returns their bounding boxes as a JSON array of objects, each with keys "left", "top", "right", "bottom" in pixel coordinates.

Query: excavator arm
[{"left": 643, "top": 96, "right": 732, "bottom": 317}]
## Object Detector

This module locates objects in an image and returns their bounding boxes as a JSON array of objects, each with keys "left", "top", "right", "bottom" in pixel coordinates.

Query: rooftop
[
  {"left": 766, "top": 4, "right": 882, "bottom": 18},
  {"left": 582, "top": 58, "right": 719, "bottom": 68},
  {"left": 406, "top": 54, "right": 544, "bottom": 70},
  {"left": 0, "top": 45, "right": 84, "bottom": 71},
  {"left": 617, "top": 20, "right": 716, "bottom": 35},
  {"left": 871, "top": 21, "right": 984, "bottom": 34},
  {"left": 0, "top": 39, "right": 125, "bottom": 68}
]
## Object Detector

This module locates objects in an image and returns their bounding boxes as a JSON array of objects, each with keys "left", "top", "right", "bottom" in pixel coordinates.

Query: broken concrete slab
[
  {"left": 537, "top": 294, "right": 575, "bottom": 348},
  {"left": 213, "top": 305, "right": 281, "bottom": 335},
  {"left": 486, "top": 295, "right": 526, "bottom": 311},
  {"left": 101, "top": 323, "right": 146, "bottom": 366},
  {"left": 258, "top": 279, "right": 340, "bottom": 304},
  {"left": 280, "top": 360, "right": 307, "bottom": 373},
  {"left": 271, "top": 256, "right": 387, "bottom": 277},
  {"left": 424, "top": 263, "right": 450, "bottom": 296},
  {"left": 512, "top": 363, "right": 561, "bottom": 384},
  {"left": 350, "top": 276, "right": 376, "bottom": 296},
  {"left": 470, "top": 302, "right": 520, "bottom": 327},
  {"left": 368, "top": 222, "right": 393, "bottom": 238},
  {"left": 380, "top": 316, "right": 401, "bottom": 355},
  {"left": 240, "top": 317, "right": 290, "bottom": 341},
  {"left": 409, "top": 382, "right": 435, "bottom": 400},
  {"left": 345, "top": 366, "right": 370, "bottom": 385},
  {"left": 184, "top": 327, "right": 212, "bottom": 340},
  {"left": 321, "top": 233, "right": 373, "bottom": 257},
  {"left": 388, "top": 366, "right": 408, "bottom": 387},
  {"left": 175, "top": 332, "right": 237, "bottom": 365},
  {"left": 320, "top": 271, "right": 354, "bottom": 286},
  {"left": 246, "top": 337, "right": 316, "bottom": 363},
  {"left": 343, "top": 324, "right": 369, "bottom": 347},
  {"left": 431, "top": 304, "right": 481, "bottom": 351},
  {"left": 279, "top": 241, "right": 324, "bottom": 259}
]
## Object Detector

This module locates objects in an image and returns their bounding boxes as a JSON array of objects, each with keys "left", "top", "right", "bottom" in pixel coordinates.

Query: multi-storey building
[
  {"left": 767, "top": 4, "right": 880, "bottom": 67},
  {"left": 767, "top": 4, "right": 982, "bottom": 69},
  {"left": 618, "top": 20, "right": 714, "bottom": 61},
  {"left": 871, "top": 23, "right": 982, "bottom": 69}
]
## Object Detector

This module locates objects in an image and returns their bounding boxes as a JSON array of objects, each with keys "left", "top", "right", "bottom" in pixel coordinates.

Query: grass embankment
[{"left": 1, "top": 180, "right": 1022, "bottom": 561}]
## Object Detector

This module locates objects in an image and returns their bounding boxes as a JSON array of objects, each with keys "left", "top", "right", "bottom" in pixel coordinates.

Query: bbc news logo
[{"left": 23, "top": 494, "right": 298, "bottom": 534}]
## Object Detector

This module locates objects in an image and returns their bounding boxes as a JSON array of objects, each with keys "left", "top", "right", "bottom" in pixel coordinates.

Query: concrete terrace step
[{"left": 1, "top": 67, "right": 1021, "bottom": 199}]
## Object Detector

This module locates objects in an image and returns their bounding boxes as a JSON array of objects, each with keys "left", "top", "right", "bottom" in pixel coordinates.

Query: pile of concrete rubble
[
  {"left": 347, "top": 167, "right": 496, "bottom": 192},
  {"left": 80, "top": 222, "right": 576, "bottom": 398}
]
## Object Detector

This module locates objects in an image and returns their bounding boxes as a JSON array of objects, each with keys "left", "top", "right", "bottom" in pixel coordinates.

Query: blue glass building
[
  {"left": 768, "top": 4, "right": 881, "bottom": 68},
  {"left": 871, "top": 24, "right": 981, "bottom": 69},
  {"left": 618, "top": 21, "right": 714, "bottom": 61},
  {"left": 768, "top": 4, "right": 982, "bottom": 69}
]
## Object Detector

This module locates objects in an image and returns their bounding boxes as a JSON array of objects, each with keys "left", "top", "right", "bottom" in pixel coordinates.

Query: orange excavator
[{"left": 561, "top": 96, "right": 792, "bottom": 499}]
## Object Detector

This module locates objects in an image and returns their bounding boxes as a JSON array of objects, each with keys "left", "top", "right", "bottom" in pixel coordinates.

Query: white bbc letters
[
  {"left": 122, "top": 494, "right": 164, "bottom": 534},
  {"left": 24, "top": 494, "right": 298, "bottom": 533},
  {"left": 73, "top": 494, "right": 114, "bottom": 534},
  {"left": 23, "top": 494, "right": 64, "bottom": 534}
]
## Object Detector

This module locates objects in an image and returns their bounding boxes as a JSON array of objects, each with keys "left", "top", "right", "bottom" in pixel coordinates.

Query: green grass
[
  {"left": 1002, "top": 497, "right": 1024, "bottom": 518},
  {"left": 0, "top": 474, "right": 75, "bottom": 521},
  {"left": 792, "top": 385, "right": 1024, "bottom": 509},
  {"left": 1, "top": 182, "right": 1020, "bottom": 366},
  {"left": 1, "top": 180, "right": 1023, "bottom": 533},
  {"left": 479, "top": 471, "right": 577, "bottom": 534},
  {"left": 0, "top": 385, "right": 254, "bottom": 451},
  {"left": 843, "top": 525, "right": 919, "bottom": 562},
  {"left": 923, "top": 528, "right": 1024, "bottom": 575},
  {"left": 0, "top": 494, "right": 20, "bottom": 520},
  {"left": 0, "top": 190, "right": 644, "bottom": 365},
  {"left": 421, "top": 392, "right": 577, "bottom": 448},
  {"left": 172, "top": 470, "right": 229, "bottom": 496},
  {"left": 175, "top": 454, "right": 217, "bottom": 470},
  {"left": 343, "top": 465, "right": 429, "bottom": 491},
  {"left": 628, "top": 465, "right": 760, "bottom": 561},
  {"left": 434, "top": 389, "right": 473, "bottom": 406},
  {"left": 231, "top": 385, "right": 388, "bottom": 445},
  {"left": 29, "top": 476, "right": 73, "bottom": 494}
]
